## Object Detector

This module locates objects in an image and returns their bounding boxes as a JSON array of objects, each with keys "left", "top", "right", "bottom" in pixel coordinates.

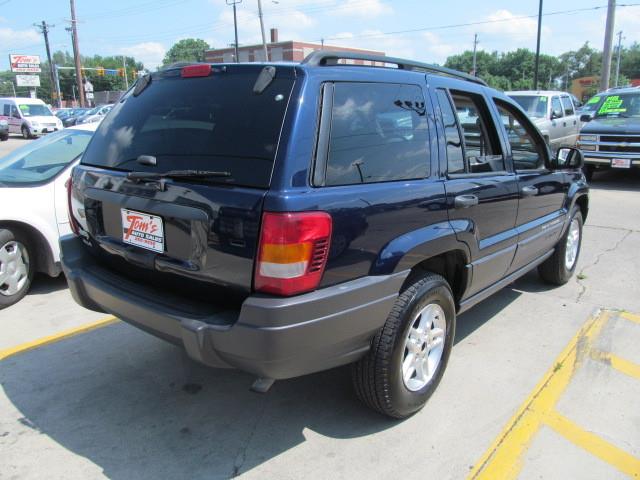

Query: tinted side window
[
  {"left": 494, "top": 100, "right": 546, "bottom": 171},
  {"left": 3, "top": 104, "right": 9, "bottom": 116},
  {"left": 561, "top": 96, "right": 574, "bottom": 115},
  {"left": 551, "top": 96, "right": 564, "bottom": 118},
  {"left": 324, "top": 83, "right": 429, "bottom": 186},
  {"left": 450, "top": 91, "right": 504, "bottom": 173},
  {"left": 436, "top": 89, "right": 465, "bottom": 174}
]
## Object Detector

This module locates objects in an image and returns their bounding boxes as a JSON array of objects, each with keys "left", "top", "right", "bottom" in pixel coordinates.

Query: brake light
[
  {"left": 65, "top": 177, "right": 80, "bottom": 236},
  {"left": 181, "top": 64, "right": 211, "bottom": 78},
  {"left": 255, "top": 212, "right": 332, "bottom": 296}
]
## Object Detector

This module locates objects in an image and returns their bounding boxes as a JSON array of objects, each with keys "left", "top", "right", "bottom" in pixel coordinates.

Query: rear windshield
[
  {"left": 509, "top": 95, "right": 548, "bottom": 118},
  {"left": 81, "top": 65, "right": 295, "bottom": 188}
]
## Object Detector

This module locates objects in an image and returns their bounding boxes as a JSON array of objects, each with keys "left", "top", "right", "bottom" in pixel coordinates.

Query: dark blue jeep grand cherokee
[{"left": 61, "top": 52, "right": 589, "bottom": 418}]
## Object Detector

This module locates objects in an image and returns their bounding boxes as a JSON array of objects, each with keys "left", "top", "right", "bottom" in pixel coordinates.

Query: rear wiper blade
[{"left": 127, "top": 169, "right": 232, "bottom": 181}]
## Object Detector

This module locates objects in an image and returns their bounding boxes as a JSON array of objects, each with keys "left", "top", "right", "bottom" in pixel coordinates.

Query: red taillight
[
  {"left": 65, "top": 177, "right": 80, "bottom": 236},
  {"left": 181, "top": 64, "right": 211, "bottom": 78},
  {"left": 254, "top": 212, "right": 332, "bottom": 296}
]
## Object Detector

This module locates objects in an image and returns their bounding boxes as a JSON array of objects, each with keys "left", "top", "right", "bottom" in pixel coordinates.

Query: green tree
[
  {"left": 619, "top": 42, "right": 640, "bottom": 80},
  {"left": 162, "top": 38, "right": 210, "bottom": 66}
]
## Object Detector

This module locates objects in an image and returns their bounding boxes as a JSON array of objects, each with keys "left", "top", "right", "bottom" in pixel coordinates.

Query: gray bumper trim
[{"left": 60, "top": 235, "right": 408, "bottom": 379}]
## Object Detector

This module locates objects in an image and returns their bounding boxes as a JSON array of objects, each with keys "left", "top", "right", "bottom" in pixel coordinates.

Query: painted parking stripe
[
  {"left": 468, "top": 311, "right": 640, "bottom": 480},
  {"left": 621, "top": 311, "right": 640, "bottom": 325},
  {"left": 0, "top": 316, "right": 118, "bottom": 361},
  {"left": 589, "top": 349, "right": 640, "bottom": 380}
]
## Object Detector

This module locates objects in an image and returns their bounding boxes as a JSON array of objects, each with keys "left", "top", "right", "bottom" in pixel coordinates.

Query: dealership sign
[
  {"left": 9, "top": 54, "right": 41, "bottom": 73},
  {"left": 16, "top": 75, "right": 40, "bottom": 87}
]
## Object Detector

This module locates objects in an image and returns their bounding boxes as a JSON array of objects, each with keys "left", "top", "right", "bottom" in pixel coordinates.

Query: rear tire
[
  {"left": 0, "top": 229, "right": 35, "bottom": 309},
  {"left": 0, "top": 134, "right": 7, "bottom": 141},
  {"left": 538, "top": 207, "right": 583, "bottom": 285},
  {"left": 21, "top": 126, "right": 31, "bottom": 140},
  {"left": 352, "top": 272, "right": 456, "bottom": 418}
]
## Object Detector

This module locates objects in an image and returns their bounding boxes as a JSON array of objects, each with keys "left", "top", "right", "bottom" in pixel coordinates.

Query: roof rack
[{"left": 301, "top": 50, "right": 487, "bottom": 86}]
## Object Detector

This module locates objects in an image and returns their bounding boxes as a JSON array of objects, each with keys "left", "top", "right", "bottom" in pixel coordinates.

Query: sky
[{"left": 1, "top": 0, "right": 639, "bottom": 71}]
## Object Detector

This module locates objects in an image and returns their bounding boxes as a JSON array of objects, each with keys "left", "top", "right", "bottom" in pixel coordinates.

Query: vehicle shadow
[
  {"left": 589, "top": 169, "right": 640, "bottom": 192},
  {"left": 1, "top": 285, "right": 523, "bottom": 478},
  {"left": 28, "top": 273, "right": 69, "bottom": 295}
]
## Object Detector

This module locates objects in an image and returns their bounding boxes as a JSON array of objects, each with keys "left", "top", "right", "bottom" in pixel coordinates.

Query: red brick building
[{"left": 204, "top": 28, "right": 384, "bottom": 64}]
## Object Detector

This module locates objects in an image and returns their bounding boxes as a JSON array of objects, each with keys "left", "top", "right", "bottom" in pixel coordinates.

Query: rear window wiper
[{"left": 127, "top": 169, "right": 232, "bottom": 182}]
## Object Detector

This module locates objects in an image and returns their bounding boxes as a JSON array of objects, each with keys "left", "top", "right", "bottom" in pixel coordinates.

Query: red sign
[{"left": 9, "top": 54, "right": 41, "bottom": 73}]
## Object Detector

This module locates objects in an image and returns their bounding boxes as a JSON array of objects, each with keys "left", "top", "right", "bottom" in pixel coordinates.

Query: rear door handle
[
  {"left": 521, "top": 186, "right": 539, "bottom": 197},
  {"left": 454, "top": 194, "right": 479, "bottom": 209}
]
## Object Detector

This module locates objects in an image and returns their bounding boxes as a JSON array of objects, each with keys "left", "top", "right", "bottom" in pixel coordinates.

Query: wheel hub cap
[
  {"left": 401, "top": 303, "right": 446, "bottom": 392},
  {"left": 0, "top": 241, "right": 29, "bottom": 296},
  {"left": 565, "top": 218, "right": 580, "bottom": 270}
]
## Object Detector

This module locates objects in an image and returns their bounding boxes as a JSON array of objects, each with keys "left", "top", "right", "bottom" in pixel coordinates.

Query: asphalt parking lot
[{"left": 1, "top": 134, "right": 639, "bottom": 479}]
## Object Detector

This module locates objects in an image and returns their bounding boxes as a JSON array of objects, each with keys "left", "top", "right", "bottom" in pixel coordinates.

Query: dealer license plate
[
  {"left": 611, "top": 158, "right": 631, "bottom": 168},
  {"left": 121, "top": 208, "right": 165, "bottom": 253}
]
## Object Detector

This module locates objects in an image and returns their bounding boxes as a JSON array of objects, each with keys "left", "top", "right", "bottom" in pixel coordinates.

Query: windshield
[
  {"left": 509, "top": 95, "right": 548, "bottom": 118},
  {"left": 593, "top": 92, "right": 640, "bottom": 118},
  {"left": 81, "top": 65, "right": 295, "bottom": 188},
  {"left": 18, "top": 103, "right": 53, "bottom": 117},
  {"left": 0, "top": 129, "right": 93, "bottom": 186}
]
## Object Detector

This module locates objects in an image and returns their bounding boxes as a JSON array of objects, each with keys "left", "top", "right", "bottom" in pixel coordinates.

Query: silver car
[{"left": 507, "top": 90, "right": 580, "bottom": 150}]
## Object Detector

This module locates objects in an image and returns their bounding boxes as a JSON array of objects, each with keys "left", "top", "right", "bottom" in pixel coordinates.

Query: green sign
[{"left": 598, "top": 95, "right": 627, "bottom": 114}]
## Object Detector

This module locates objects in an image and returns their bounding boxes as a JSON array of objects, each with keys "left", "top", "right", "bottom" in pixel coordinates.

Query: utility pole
[
  {"left": 600, "top": 0, "right": 616, "bottom": 91},
  {"left": 226, "top": 0, "right": 242, "bottom": 63},
  {"left": 122, "top": 55, "right": 129, "bottom": 90},
  {"left": 69, "top": 0, "right": 85, "bottom": 106},
  {"left": 614, "top": 30, "right": 624, "bottom": 87},
  {"left": 471, "top": 33, "right": 479, "bottom": 76},
  {"left": 34, "top": 21, "right": 59, "bottom": 107},
  {"left": 257, "top": 0, "right": 268, "bottom": 61},
  {"left": 533, "top": 0, "right": 543, "bottom": 90}
]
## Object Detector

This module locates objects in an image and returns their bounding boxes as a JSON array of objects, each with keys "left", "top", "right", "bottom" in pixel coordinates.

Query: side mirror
[
  {"left": 580, "top": 113, "right": 593, "bottom": 122},
  {"left": 554, "top": 147, "right": 584, "bottom": 170}
]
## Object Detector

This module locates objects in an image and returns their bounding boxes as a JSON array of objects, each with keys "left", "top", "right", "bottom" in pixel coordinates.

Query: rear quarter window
[{"left": 322, "top": 82, "right": 430, "bottom": 186}]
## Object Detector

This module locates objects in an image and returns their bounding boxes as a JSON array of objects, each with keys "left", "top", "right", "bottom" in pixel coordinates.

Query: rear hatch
[{"left": 71, "top": 64, "right": 296, "bottom": 305}]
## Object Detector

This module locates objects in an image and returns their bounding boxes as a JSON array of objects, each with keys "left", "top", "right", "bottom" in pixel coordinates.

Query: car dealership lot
[{"left": 1, "top": 169, "right": 639, "bottom": 479}]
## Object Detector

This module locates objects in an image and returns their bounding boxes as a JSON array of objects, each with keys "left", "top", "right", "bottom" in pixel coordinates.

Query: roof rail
[{"left": 301, "top": 50, "right": 487, "bottom": 86}]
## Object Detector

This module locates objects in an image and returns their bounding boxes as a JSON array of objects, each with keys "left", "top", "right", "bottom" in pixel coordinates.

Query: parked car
[
  {"left": 0, "top": 97, "right": 63, "bottom": 139},
  {"left": 0, "top": 123, "right": 97, "bottom": 308},
  {"left": 61, "top": 52, "right": 588, "bottom": 418},
  {"left": 0, "top": 119, "right": 8, "bottom": 141},
  {"left": 54, "top": 108, "right": 73, "bottom": 119},
  {"left": 576, "top": 86, "right": 640, "bottom": 180},
  {"left": 77, "top": 104, "right": 113, "bottom": 124},
  {"left": 506, "top": 90, "right": 580, "bottom": 150},
  {"left": 62, "top": 108, "right": 91, "bottom": 127}
]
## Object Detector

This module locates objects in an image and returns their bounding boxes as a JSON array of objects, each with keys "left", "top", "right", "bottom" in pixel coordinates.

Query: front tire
[
  {"left": 538, "top": 207, "right": 583, "bottom": 285},
  {"left": 0, "top": 229, "right": 35, "bottom": 309},
  {"left": 21, "top": 126, "right": 31, "bottom": 140},
  {"left": 352, "top": 272, "right": 456, "bottom": 418}
]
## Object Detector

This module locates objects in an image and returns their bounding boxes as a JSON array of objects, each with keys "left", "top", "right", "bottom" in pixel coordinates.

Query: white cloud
[
  {"left": 119, "top": 42, "right": 166, "bottom": 70},
  {"left": 477, "top": 9, "right": 551, "bottom": 41},
  {"left": 0, "top": 27, "right": 40, "bottom": 52},
  {"left": 332, "top": 0, "right": 393, "bottom": 19}
]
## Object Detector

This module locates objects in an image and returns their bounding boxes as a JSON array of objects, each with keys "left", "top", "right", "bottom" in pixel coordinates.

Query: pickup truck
[{"left": 61, "top": 52, "right": 589, "bottom": 418}]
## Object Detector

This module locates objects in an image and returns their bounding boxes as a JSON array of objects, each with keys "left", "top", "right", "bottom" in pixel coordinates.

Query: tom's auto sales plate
[{"left": 121, "top": 208, "right": 165, "bottom": 253}]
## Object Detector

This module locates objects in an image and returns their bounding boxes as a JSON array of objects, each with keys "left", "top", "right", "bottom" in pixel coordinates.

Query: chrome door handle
[
  {"left": 454, "top": 194, "right": 479, "bottom": 209},
  {"left": 521, "top": 186, "right": 539, "bottom": 197}
]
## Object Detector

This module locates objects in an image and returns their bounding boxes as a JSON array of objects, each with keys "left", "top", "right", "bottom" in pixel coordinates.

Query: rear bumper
[{"left": 60, "top": 235, "right": 407, "bottom": 379}]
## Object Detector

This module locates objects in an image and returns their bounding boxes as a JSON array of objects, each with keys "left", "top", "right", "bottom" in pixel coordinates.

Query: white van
[{"left": 0, "top": 97, "right": 63, "bottom": 139}]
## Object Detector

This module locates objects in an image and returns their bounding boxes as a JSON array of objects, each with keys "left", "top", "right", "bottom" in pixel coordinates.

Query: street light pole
[
  {"left": 122, "top": 55, "right": 129, "bottom": 90},
  {"left": 226, "top": 0, "right": 242, "bottom": 63},
  {"left": 600, "top": 0, "right": 616, "bottom": 91},
  {"left": 257, "top": 0, "right": 268, "bottom": 61},
  {"left": 533, "top": 0, "right": 543, "bottom": 90},
  {"left": 69, "top": 0, "right": 86, "bottom": 106},
  {"left": 471, "top": 33, "right": 479, "bottom": 76}
]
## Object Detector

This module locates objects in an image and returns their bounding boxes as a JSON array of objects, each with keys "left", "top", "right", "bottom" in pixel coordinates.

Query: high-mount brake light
[
  {"left": 181, "top": 64, "right": 212, "bottom": 78},
  {"left": 254, "top": 212, "right": 332, "bottom": 296}
]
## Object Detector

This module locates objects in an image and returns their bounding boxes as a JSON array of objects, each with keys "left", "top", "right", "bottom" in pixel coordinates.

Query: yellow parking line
[
  {"left": 621, "top": 311, "right": 640, "bottom": 325},
  {"left": 0, "top": 316, "right": 118, "bottom": 361},
  {"left": 590, "top": 349, "right": 640, "bottom": 380},
  {"left": 544, "top": 411, "right": 640, "bottom": 478},
  {"left": 467, "top": 310, "right": 610, "bottom": 480}
]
